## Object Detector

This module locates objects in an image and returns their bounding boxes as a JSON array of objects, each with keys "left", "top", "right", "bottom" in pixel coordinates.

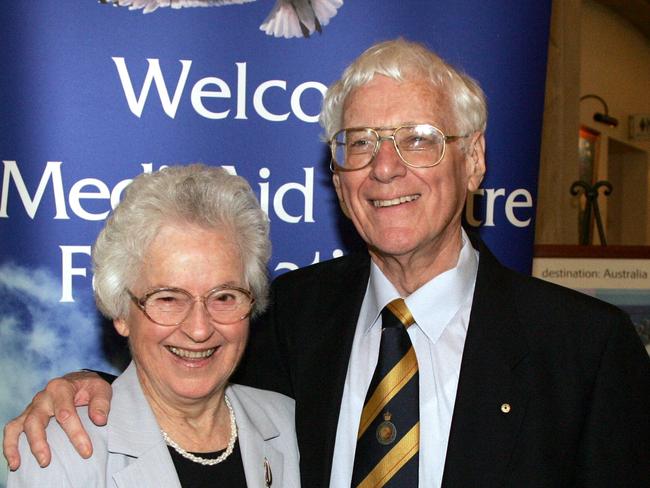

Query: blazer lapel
[
  {"left": 108, "top": 363, "right": 181, "bottom": 488},
  {"left": 227, "top": 386, "right": 286, "bottom": 488},
  {"left": 238, "top": 428, "right": 284, "bottom": 488},
  {"left": 111, "top": 448, "right": 181, "bottom": 488},
  {"left": 442, "top": 240, "right": 530, "bottom": 486}
]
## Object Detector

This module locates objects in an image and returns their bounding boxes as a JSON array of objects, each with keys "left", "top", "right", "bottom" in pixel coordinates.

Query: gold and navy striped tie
[{"left": 352, "top": 298, "right": 419, "bottom": 488}]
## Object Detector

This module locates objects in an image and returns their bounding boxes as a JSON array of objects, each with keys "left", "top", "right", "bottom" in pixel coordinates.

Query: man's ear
[
  {"left": 466, "top": 132, "right": 486, "bottom": 192},
  {"left": 114, "top": 318, "right": 130, "bottom": 338},
  {"left": 332, "top": 174, "right": 351, "bottom": 218}
]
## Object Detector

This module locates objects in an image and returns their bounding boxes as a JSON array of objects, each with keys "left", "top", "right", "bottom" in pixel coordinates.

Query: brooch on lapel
[{"left": 264, "top": 457, "right": 272, "bottom": 487}]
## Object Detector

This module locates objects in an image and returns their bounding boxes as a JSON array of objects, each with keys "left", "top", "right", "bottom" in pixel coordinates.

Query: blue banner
[{"left": 0, "top": 2, "right": 551, "bottom": 483}]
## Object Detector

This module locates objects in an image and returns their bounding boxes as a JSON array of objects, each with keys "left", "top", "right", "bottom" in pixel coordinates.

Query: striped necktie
[{"left": 351, "top": 298, "right": 419, "bottom": 488}]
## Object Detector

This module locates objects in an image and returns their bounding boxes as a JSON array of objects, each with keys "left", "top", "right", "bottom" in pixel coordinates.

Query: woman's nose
[{"left": 181, "top": 299, "right": 215, "bottom": 342}]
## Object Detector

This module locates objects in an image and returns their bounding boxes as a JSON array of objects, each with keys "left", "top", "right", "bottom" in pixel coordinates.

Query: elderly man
[{"left": 5, "top": 39, "right": 650, "bottom": 487}]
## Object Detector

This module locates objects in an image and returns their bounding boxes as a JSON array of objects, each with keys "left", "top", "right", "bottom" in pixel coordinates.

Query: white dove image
[{"left": 99, "top": 0, "right": 344, "bottom": 38}]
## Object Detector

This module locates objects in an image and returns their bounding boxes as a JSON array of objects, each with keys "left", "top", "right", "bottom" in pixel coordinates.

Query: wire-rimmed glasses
[
  {"left": 329, "top": 124, "right": 468, "bottom": 172},
  {"left": 127, "top": 286, "right": 255, "bottom": 326}
]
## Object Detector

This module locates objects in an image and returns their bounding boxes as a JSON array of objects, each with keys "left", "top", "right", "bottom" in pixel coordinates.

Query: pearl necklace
[{"left": 161, "top": 395, "right": 237, "bottom": 466}]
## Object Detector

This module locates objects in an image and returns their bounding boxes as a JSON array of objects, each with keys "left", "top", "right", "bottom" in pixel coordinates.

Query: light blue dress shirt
[{"left": 329, "top": 231, "right": 479, "bottom": 488}]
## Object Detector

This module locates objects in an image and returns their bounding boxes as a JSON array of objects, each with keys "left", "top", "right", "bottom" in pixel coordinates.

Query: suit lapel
[
  {"left": 442, "top": 240, "right": 530, "bottom": 486},
  {"left": 290, "top": 252, "right": 371, "bottom": 487}
]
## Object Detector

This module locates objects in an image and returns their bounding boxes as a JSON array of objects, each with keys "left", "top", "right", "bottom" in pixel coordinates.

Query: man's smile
[{"left": 371, "top": 194, "right": 420, "bottom": 208}]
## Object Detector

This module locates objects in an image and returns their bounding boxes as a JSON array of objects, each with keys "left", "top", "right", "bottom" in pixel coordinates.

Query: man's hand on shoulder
[{"left": 3, "top": 370, "right": 113, "bottom": 470}]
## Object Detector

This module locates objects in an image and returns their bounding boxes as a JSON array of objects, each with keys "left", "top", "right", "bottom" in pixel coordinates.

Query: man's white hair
[{"left": 320, "top": 38, "right": 487, "bottom": 148}]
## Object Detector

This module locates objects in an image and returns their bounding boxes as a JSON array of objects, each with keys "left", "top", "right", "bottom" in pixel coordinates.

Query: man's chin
[{"left": 367, "top": 241, "right": 420, "bottom": 260}]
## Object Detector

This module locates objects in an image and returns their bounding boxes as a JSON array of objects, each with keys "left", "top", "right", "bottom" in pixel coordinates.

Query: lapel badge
[
  {"left": 264, "top": 457, "right": 272, "bottom": 487},
  {"left": 376, "top": 410, "right": 397, "bottom": 445}
]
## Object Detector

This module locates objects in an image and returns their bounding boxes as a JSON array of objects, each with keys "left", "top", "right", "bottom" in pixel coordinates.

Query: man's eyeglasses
[
  {"left": 329, "top": 124, "right": 468, "bottom": 172},
  {"left": 127, "top": 286, "right": 255, "bottom": 326}
]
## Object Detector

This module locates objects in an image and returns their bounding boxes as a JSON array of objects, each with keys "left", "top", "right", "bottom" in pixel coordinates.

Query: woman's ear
[{"left": 113, "top": 318, "right": 130, "bottom": 338}]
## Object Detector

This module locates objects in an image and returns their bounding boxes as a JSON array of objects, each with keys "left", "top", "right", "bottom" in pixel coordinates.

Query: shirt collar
[{"left": 364, "top": 229, "right": 479, "bottom": 343}]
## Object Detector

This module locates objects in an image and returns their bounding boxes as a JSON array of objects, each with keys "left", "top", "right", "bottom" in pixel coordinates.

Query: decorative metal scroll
[{"left": 570, "top": 180, "right": 613, "bottom": 246}]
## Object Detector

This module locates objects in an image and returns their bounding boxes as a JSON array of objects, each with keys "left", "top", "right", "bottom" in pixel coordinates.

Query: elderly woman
[{"left": 8, "top": 164, "right": 299, "bottom": 487}]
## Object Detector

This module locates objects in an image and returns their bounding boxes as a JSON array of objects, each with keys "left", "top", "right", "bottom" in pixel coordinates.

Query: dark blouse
[{"left": 168, "top": 439, "right": 248, "bottom": 487}]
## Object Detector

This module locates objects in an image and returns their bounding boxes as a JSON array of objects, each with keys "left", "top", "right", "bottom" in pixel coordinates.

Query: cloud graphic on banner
[
  {"left": 0, "top": 262, "right": 119, "bottom": 486},
  {"left": 99, "top": 0, "right": 343, "bottom": 38}
]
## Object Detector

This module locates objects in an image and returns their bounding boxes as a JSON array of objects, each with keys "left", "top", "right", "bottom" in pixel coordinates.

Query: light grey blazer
[{"left": 8, "top": 362, "right": 300, "bottom": 488}]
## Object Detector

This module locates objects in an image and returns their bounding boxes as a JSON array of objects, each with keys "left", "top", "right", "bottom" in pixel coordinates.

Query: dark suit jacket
[{"left": 236, "top": 237, "right": 650, "bottom": 487}]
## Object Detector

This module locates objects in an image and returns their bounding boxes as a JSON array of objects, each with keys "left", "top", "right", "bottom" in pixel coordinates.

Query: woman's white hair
[
  {"left": 93, "top": 164, "right": 270, "bottom": 320},
  {"left": 320, "top": 38, "right": 487, "bottom": 146}
]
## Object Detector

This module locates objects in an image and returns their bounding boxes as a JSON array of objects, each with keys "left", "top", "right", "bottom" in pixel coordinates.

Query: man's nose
[{"left": 370, "top": 136, "right": 407, "bottom": 181}]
